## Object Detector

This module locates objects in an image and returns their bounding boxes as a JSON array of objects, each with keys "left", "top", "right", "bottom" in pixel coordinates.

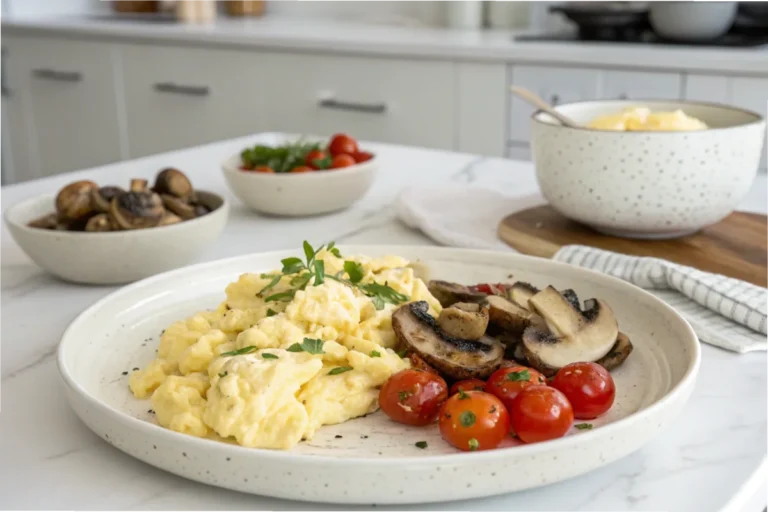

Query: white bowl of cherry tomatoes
[{"left": 222, "top": 133, "right": 376, "bottom": 216}]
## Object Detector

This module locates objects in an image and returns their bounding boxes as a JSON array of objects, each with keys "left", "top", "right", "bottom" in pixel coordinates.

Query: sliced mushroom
[
  {"left": 161, "top": 194, "right": 196, "bottom": 220},
  {"left": 158, "top": 212, "right": 182, "bottom": 226},
  {"left": 130, "top": 178, "right": 149, "bottom": 192},
  {"left": 193, "top": 204, "right": 210, "bottom": 217},
  {"left": 596, "top": 332, "right": 633, "bottom": 371},
  {"left": 28, "top": 213, "right": 60, "bottom": 230},
  {"left": 85, "top": 213, "right": 114, "bottom": 232},
  {"left": 485, "top": 295, "right": 544, "bottom": 334},
  {"left": 561, "top": 289, "right": 581, "bottom": 311},
  {"left": 509, "top": 282, "right": 539, "bottom": 310},
  {"left": 55, "top": 180, "right": 98, "bottom": 220},
  {"left": 427, "top": 280, "right": 486, "bottom": 307},
  {"left": 437, "top": 302, "right": 489, "bottom": 340},
  {"left": 522, "top": 286, "right": 619, "bottom": 376},
  {"left": 393, "top": 301, "right": 503, "bottom": 380},
  {"left": 154, "top": 168, "right": 194, "bottom": 200},
  {"left": 110, "top": 189, "right": 165, "bottom": 230},
  {"left": 91, "top": 186, "right": 124, "bottom": 213}
]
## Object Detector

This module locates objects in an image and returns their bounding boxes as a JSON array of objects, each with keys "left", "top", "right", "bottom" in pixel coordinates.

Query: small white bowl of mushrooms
[{"left": 4, "top": 168, "right": 229, "bottom": 285}]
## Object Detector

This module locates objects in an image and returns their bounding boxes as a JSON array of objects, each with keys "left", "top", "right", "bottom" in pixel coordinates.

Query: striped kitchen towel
[{"left": 396, "top": 185, "right": 767, "bottom": 353}]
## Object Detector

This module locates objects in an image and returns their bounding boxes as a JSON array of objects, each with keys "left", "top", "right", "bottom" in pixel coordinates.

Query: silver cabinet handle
[
  {"left": 154, "top": 82, "right": 210, "bottom": 96},
  {"left": 318, "top": 98, "right": 387, "bottom": 114},
  {"left": 32, "top": 68, "right": 82, "bottom": 82},
  {"left": 618, "top": 93, "right": 629, "bottom": 100}
]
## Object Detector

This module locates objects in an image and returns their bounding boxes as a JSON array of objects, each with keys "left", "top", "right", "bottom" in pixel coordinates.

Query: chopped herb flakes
[
  {"left": 575, "top": 423, "right": 593, "bottom": 430},
  {"left": 266, "top": 308, "right": 277, "bottom": 317},
  {"left": 459, "top": 411, "right": 476, "bottom": 428},
  {"left": 218, "top": 371, "right": 228, "bottom": 378},
  {"left": 370, "top": 350, "right": 382, "bottom": 358},
  {"left": 398, "top": 390, "right": 412, "bottom": 403},
  {"left": 286, "top": 338, "right": 325, "bottom": 354},
  {"left": 261, "top": 353, "right": 279, "bottom": 360},
  {"left": 221, "top": 346, "right": 258, "bottom": 356},
  {"left": 468, "top": 438, "right": 479, "bottom": 451},
  {"left": 328, "top": 366, "right": 353, "bottom": 375},
  {"left": 415, "top": 441, "right": 428, "bottom": 449},
  {"left": 506, "top": 369, "right": 530, "bottom": 382},
  {"left": 458, "top": 389, "right": 469, "bottom": 400}
]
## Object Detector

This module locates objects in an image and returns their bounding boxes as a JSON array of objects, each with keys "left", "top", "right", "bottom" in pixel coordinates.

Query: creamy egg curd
[{"left": 129, "top": 244, "right": 441, "bottom": 449}]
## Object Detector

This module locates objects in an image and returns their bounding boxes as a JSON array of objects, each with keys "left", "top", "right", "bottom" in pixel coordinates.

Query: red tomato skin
[
  {"left": 290, "top": 165, "right": 313, "bottom": 173},
  {"left": 551, "top": 362, "right": 616, "bottom": 419},
  {"left": 486, "top": 365, "right": 547, "bottom": 411},
  {"left": 352, "top": 151, "right": 374, "bottom": 163},
  {"left": 250, "top": 165, "right": 274, "bottom": 173},
  {"left": 328, "top": 134, "right": 359, "bottom": 156},
  {"left": 330, "top": 154, "right": 356, "bottom": 169},
  {"left": 304, "top": 150, "right": 328, "bottom": 169},
  {"left": 510, "top": 385, "right": 574, "bottom": 444},
  {"left": 438, "top": 391, "right": 511, "bottom": 452},
  {"left": 449, "top": 379, "right": 486, "bottom": 396},
  {"left": 379, "top": 369, "right": 448, "bottom": 426}
]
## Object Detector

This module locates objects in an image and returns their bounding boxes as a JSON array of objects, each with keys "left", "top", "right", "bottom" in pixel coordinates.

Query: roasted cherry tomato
[
  {"left": 510, "top": 385, "right": 573, "bottom": 444},
  {"left": 449, "top": 378, "right": 486, "bottom": 396},
  {"left": 486, "top": 365, "right": 546, "bottom": 411},
  {"left": 438, "top": 391, "right": 510, "bottom": 451},
  {"left": 551, "top": 362, "right": 615, "bottom": 419},
  {"left": 328, "top": 133, "right": 359, "bottom": 156},
  {"left": 379, "top": 369, "right": 448, "bottom": 426},
  {"left": 305, "top": 149, "right": 328, "bottom": 169},
  {"left": 470, "top": 283, "right": 508, "bottom": 296},
  {"left": 331, "top": 154, "right": 356, "bottom": 169},
  {"left": 290, "top": 165, "right": 313, "bottom": 173},
  {"left": 246, "top": 165, "right": 274, "bottom": 173},
  {"left": 352, "top": 151, "right": 374, "bottom": 163}
]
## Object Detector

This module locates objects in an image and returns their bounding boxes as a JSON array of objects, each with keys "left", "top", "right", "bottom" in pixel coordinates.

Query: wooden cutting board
[{"left": 498, "top": 205, "right": 767, "bottom": 287}]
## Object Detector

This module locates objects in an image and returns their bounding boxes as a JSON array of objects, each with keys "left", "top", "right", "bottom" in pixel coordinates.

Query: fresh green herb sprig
[{"left": 240, "top": 141, "right": 321, "bottom": 173}]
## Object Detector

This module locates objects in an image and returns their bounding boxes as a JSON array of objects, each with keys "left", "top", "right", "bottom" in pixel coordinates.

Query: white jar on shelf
[{"left": 445, "top": 1, "right": 484, "bottom": 29}]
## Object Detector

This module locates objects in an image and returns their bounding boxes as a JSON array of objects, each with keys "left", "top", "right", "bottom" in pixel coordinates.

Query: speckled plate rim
[{"left": 57, "top": 245, "right": 701, "bottom": 467}]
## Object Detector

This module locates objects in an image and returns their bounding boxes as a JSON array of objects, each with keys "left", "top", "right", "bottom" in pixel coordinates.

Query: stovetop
[{"left": 515, "top": 27, "right": 768, "bottom": 48}]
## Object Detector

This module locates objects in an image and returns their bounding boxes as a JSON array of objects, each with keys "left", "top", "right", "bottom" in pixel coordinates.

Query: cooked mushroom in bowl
[{"left": 4, "top": 168, "right": 229, "bottom": 284}]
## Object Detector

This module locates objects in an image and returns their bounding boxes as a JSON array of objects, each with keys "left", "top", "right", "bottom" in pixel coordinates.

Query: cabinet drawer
[
  {"left": 121, "top": 44, "right": 269, "bottom": 157},
  {"left": 508, "top": 65, "right": 600, "bottom": 143},
  {"left": 600, "top": 69, "right": 682, "bottom": 100},
  {"left": 263, "top": 53, "right": 455, "bottom": 150},
  {"left": 6, "top": 37, "right": 124, "bottom": 178}
]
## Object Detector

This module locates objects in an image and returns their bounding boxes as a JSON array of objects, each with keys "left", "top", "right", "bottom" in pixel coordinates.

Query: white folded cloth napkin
[{"left": 397, "top": 185, "right": 767, "bottom": 353}]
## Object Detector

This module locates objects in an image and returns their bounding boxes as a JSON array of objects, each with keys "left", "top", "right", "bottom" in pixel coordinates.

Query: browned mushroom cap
[
  {"left": 28, "top": 213, "right": 60, "bottom": 230},
  {"left": 161, "top": 194, "right": 196, "bottom": 220},
  {"left": 427, "top": 280, "right": 487, "bottom": 307},
  {"left": 154, "top": 168, "right": 194, "bottom": 200},
  {"left": 437, "top": 302, "right": 490, "bottom": 340},
  {"left": 56, "top": 180, "right": 98, "bottom": 220},
  {"left": 91, "top": 186, "right": 125, "bottom": 213},
  {"left": 85, "top": 213, "right": 114, "bottom": 232},
  {"left": 596, "top": 332, "right": 633, "bottom": 371},
  {"left": 158, "top": 212, "right": 182, "bottom": 226},
  {"left": 110, "top": 189, "right": 165, "bottom": 230},
  {"left": 130, "top": 178, "right": 149, "bottom": 192},
  {"left": 509, "top": 282, "right": 540, "bottom": 310},
  {"left": 485, "top": 295, "right": 544, "bottom": 333}
]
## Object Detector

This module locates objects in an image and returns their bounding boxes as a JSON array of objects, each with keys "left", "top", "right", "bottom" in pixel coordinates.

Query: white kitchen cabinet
[
  {"left": 508, "top": 65, "right": 600, "bottom": 143},
  {"left": 685, "top": 74, "right": 768, "bottom": 169},
  {"left": 456, "top": 62, "right": 506, "bottom": 157},
  {"left": 600, "top": 69, "right": 682, "bottom": 100},
  {"left": 4, "top": 37, "right": 125, "bottom": 180},
  {"left": 263, "top": 53, "right": 455, "bottom": 150},
  {"left": 120, "top": 44, "right": 269, "bottom": 158},
  {"left": 2, "top": 38, "right": 32, "bottom": 184}
]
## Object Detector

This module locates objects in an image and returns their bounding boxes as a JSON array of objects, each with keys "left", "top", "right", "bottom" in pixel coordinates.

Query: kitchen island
[{"left": 1, "top": 134, "right": 766, "bottom": 511}]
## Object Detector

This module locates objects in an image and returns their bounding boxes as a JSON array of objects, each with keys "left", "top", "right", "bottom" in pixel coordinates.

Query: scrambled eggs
[
  {"left": 129, "top": 249, "right": 441, "bottom": 449},
  {"left": 588, "top": 107, "right": 708, "bottom": 131}
]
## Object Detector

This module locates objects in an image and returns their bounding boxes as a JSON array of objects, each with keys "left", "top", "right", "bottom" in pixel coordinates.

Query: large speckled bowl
[{"left": 531, "top": 100, "right": 765, "bottom": 239}]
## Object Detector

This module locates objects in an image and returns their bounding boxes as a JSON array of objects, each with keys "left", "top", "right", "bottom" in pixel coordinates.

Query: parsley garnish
[
  {"left": 370, "top": 350, "right": 382, "bottom": 358},
  {"left": 264, "top": 290, "right": 295, "bottom": 303},
  {"left": 256, "top": 274, "right": 282, "bottom": 297},
  {"left": 327, "top": 242, "right": 342, "bottom": 258},
  {"left": 575, "top": 423, "right": 593, "bottom": 430},
  {"left": 286, "top": 338, "right": 325, "bottom": 354},
  {"left": 468, "top": 438, "right": 479, "bottom": 451},
  {"left": 506, "top": 369, "right": 530, "bottom": 382},
  {"left": 262, "top": 353, "right": 279, "bottom": 360},
  {"left": 397, "top": 349, "right": 408, "bottom": 358},
  {"left": 460, "top": 411, "right": 476, "bottom": 428},
  {"left": 328, "top": 366, "right": 353, "bottom": 375},
  {"left": 343, "top": 260, "right": 365, "bottom": 283},
  {"left": 266, "top": 308, "right": 277, "bottom": 317},
  {"left": 415, "top": 441, "right": 428, "bottom": 449},
  {"left": 398, "top": 390, "right": 412, "bottom": 403},
  {"left": 221, "top": 346, "right": 258, "bottom": 356},
  {"left": 218, "top": 371, "right": 228, "bottom": 378}
]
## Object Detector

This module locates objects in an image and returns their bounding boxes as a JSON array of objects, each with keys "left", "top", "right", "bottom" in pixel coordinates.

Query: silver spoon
[{"left": 510, "top": 86, "right": 581, "bottom": 129}]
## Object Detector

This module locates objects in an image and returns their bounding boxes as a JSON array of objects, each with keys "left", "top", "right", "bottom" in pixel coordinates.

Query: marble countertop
[
  {"left": 3, "top": 15, "right": 768, "bottom": 74},
  {"left": 1, "top": 133, "right": 766, "bottom": 511}
]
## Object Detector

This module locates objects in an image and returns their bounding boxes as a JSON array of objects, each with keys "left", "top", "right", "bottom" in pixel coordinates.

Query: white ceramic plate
[{"left": 58, "top": 246, "right": 700, "bottom": 504}]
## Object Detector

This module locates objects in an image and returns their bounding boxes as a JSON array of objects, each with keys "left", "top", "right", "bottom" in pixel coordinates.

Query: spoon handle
[{"left": 510, "top": 86, "right": 581, "bottom": 129}]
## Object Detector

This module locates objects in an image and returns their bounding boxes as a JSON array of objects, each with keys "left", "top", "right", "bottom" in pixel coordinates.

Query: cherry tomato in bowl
[
  {"left": 510, "top": 385, "right": 573, "bottom": 444},
  {"left": 331, "top": 154, "right": 356, "bottom": 169},
  {"left": 305, "top": 150, "right": 329, "bottom": 169},
  {"left": 290, "top": 165, "right": 313, "bottom": 173},
  {"left": 486, "top": 365, "right": 546, "bottom": 411},
  {"left": 449, "top": 379, "right": 486, "bottom": 396},
  {"left": 352, "top": 151, "right": 374, "bottom": 163},
  {"left": 551, "top": 362, "right": 615, "bottom": 419},
  {"left": 329, "top": 133, "right": 359, "bottom": 156},
  {"left": 379, "top": 369, "right": 448, "bottom": 426},
  {"left": 438, "top": 391, "right": 510, "bottom": 451}
]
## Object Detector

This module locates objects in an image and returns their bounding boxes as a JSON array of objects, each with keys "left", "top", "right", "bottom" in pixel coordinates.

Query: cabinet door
[
  {"left": 263, "top": 53, "right": 455, "bottom": 150},
  {"left": 456, "top": 62, "right": 506, "bottom": 157},
  {"left": 6, "top": 37, "right": 124, "bottom": 178},
  {"left": 508, "top": 65, "right": 600, "bottom": 143},
  {"left": 121, "top": 44, "right": 269, "bottom": 158},
  {"left": 600, "top": 70, "right": 683, "bottom": 101},
  {"left": 2, "top": 39, "right": 32, "bottom": 184}
]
